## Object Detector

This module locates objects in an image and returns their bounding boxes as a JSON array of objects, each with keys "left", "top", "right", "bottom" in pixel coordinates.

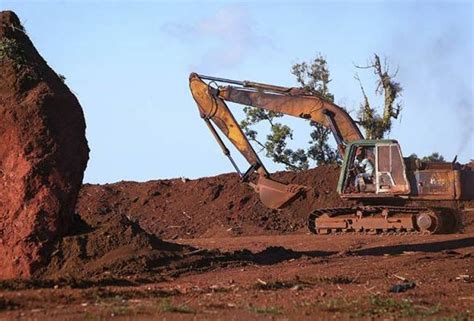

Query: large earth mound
[
  {"left": 0, "top": 11, "right": 89, "bottom": 278},
  {"left": 77, "top": 165, "right": 346, "bottom": 239},
  {"left": 30, "top": 165, "right": 343, "bottom": 281}
]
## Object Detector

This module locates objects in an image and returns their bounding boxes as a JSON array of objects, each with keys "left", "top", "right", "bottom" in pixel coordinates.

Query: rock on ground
[{"left": 0, "top": 11, "right": 89, "bottom": 278}]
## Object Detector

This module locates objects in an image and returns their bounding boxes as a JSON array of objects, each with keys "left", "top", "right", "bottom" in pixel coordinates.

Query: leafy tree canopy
[
  {"left": 240, "top": 54, "right": 339, "bottom": 170},
  {"left": 241, "top": 53, "right": 404, "bottom": 170},
  {"left": 409, "top": 152, "right": 446, "bottom": 163}
]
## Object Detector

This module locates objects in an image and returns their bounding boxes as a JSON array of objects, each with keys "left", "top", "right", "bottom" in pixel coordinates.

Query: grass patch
[
  {"left": 110, "top": 305, "right": 135, "bottom": 316},
  {"left": 249, "top": 305, "right": 283, "bottom": 315},
  {"left": 160, "top": 298, "right": 196, "bottom": 314},
  {"left": 441, "top": 311, "right": 471, "bottom": 321},
  {"left": 357, "top": 296, "right": 440, "bottom": 318},
  {"left": 58, "top": 73, "right": 66, "bottom": 83},
  {"left": 311, "top": 296, "right": 441, "bottom": 318},
  {"left": 315, "top": 298, "right": 359, "bottom": 313},
  {"left": 83, "top": 313, "right": 105, "bottom": 321},
  {"left": 0, "top": 37, "right": 27, "bottom": 69},
  {"left": 84, "top": 287, "right": 173, "bottom": 303},
  {"left": 307, "top": 275, "right": 356, "bottom": 285}
]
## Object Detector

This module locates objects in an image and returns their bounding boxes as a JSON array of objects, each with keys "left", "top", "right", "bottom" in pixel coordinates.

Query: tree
[
  {"left": 408, "top": 153, "right": 445, "bottom": 163},
  {"left": 421, "top": 152, "right": 445, "bottom": 162},
  {"left": 240, "top": 54, "right": 339, "bottom": 170},
  {"left": 355, "top": 54, "right": 403, "bottom": 139},
  {"left": 240, "top": 106, "right": 307, "bottom": 170},
  {"left": 241, "top": 53, "right": 404, "bottom": 170},
  {"left": 291, "top": 56, "right": 340, "bottom": 166}
]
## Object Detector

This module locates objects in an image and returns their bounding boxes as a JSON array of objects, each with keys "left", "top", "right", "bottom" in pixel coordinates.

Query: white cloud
[{"left": 162, "top": 5, "right": 273, "bottom": 72}]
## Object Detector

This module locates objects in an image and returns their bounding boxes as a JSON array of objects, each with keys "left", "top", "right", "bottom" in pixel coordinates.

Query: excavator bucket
[{"left": 255, "top": 176, "right": 306, "bottom": 209}]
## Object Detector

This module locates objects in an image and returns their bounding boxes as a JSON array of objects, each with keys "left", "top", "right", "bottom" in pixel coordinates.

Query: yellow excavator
[{"left": 189, "top": 73, "right": 474, "bottom": 235}]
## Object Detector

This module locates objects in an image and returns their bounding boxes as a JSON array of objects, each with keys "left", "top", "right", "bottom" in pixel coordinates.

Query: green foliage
[
  {"left": 291, "top": 55, "right": 334, "bottom": 101},
  {"left": 160, "top": 298, "right": 196, "bottom": 314},
  {"left": 58, "top": 73, "right": 67, "bottom": 83},
  {"left": 316, "top": 298, "right": 356, "bottom": 312},
  {"left": 441, "top": 311, "right": 471, "bottom": 321},
  {"left": 292, "top": 55, "right": 340, "bottom": 167},
  {"left": 0, "top": 37, "right": 27, "bottom": 70},
  {"left": 307, "top": 122, "right": 339, "bottom": 167},
  {"left": 421, "top": 152, "right": 445, "bottom": 162},
  {"left": 83, "top": 313, "right": 105, "bottom": 321},
  {"left": 241, "top": 53, "right": 404, "bottom": 169},
  {"left": 240, "top": 53, "right": 340, "bottom": 170},
  {"left": 357, "top": 296, "right": 440, "bottom": 318},
  {"left": 312, "top": 296, "right": 440, "bottom": 318},
  {"left": 356, "top": 54, "right": 403, "bottom": 139},
  {"left": 365, "top": 296, "right": 415, "bottom": 317},
  {"left": 110, "top": 305, "right": 134, "bottom": 316},
  {"left": 409, "top": 152, "right": 445, "bottom": 163}
]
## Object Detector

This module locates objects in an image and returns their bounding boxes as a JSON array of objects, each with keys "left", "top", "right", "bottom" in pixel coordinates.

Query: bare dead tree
[{"left": 355, "top": 54, "right": 403, "bottom": 139}]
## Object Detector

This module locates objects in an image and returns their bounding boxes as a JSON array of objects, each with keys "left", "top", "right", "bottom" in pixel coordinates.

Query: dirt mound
[
  {"left": 77, "top": 165, "right": 345, "bottom": 239},
  {"left": 37, "top": 210, "right": 190, "bottom": 280},
  {"left": 26, "top": 165, "right": 340, "bottom": 280},
  {"left": 0, "top": 11, "right": 89, "bottom": 278}
]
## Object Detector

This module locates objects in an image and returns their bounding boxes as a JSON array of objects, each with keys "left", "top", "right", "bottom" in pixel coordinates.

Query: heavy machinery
[{"left": 189, "top": 73, "right": 474, "bottom": 235}]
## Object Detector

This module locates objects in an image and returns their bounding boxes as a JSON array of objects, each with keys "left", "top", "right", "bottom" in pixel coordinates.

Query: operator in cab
[{"left": 354, "top": 146, "right": 374, "bottom": 191}]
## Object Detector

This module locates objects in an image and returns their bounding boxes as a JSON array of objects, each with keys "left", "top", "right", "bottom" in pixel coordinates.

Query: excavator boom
[{"left": 217, "top": 81, "right": 363, "bottom": 148}]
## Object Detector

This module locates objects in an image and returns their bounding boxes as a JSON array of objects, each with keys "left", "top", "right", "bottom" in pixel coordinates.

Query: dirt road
[{"left": 1, "top": 231, "right": 472, "bottom": 320}]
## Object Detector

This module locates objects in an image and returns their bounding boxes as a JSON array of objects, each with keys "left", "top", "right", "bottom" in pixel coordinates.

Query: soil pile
[
  {"left": 37, "top": 207, "right": 191, "bottom": 280},
  {"left": 34, "top": 165, "right": 342, "bottom": 280},
  {"left": 0, "top": 11, "right": 89, "bottom": 278},
  {"left": 77, "top": 165, "right": 346, "bottom": 239}
]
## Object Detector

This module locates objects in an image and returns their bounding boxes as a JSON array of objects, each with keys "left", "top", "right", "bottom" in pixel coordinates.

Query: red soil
[
  {"left": 0, "top": 10, "right": 471, "bottom": 319},
  {"left": 76, "top": 165, "right": 345, "bottom": 240},
  {"left": 39, "top": 165, "right": 472, "bottom": 281},
  {"left": 0, "top": 11, "right": 89, "bottom": 278},
  {"left": 29, "top": 166, "right": 343, "bottom": 280}
]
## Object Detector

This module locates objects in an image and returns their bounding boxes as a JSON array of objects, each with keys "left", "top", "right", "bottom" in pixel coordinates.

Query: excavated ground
[
  {"left": 75, "top": 166, "right": 345, "bottom": 240},
  {"left": 0, "top": 166, "right": 473, "bottom": 320}
]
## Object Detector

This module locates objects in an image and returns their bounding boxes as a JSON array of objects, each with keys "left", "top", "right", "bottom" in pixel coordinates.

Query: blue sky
[{"left": 2, "top": 0, "right": 473, "bottom": 183}]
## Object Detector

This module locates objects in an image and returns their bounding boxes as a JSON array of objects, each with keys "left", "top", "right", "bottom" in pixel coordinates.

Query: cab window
[{"left": 344, "top": 145, "right": 376, "bottom": 193}]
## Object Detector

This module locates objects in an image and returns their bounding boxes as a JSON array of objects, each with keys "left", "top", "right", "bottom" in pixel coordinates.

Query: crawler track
[{"left": 307, "top": 206, "right": 449, "bottom": 235}]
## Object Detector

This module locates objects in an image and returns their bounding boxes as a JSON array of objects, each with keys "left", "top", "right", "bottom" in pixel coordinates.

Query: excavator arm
[{"left": 189, "top": 72, "right": 363, "bottom": 209}]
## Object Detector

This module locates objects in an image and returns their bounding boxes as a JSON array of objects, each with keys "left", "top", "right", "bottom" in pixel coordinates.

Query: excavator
[{"left": 189, "top": 73, "right": 474, "bottom": 235}]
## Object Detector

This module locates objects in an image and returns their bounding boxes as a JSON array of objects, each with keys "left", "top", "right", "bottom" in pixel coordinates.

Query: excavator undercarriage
[{"left": 307, "top": 205, "right": 456, "bottom": 235}]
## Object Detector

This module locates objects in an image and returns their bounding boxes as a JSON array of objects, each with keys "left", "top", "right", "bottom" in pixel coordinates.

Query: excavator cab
[{"left": 339, "top": 140, "right": 411, "bottom": 198}]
